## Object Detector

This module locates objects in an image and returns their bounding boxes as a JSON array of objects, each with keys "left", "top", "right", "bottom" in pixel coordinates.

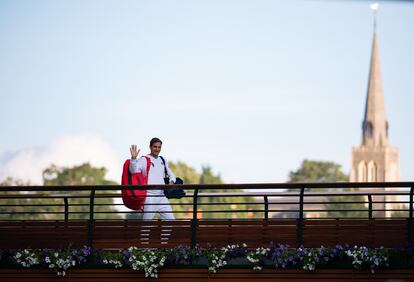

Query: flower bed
[{"left": 0, "top": 243, "right": 410, "bottom": 278}]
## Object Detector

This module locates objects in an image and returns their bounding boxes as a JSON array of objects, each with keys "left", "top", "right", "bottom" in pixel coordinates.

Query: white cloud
[{"left": 0, "top": 133, "right": 122, "bottom": 185}]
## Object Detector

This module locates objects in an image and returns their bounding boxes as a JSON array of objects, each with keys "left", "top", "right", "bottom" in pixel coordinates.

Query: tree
[
  {"left": 0, "top": 177, "right": 32, "bottom": 186},
  {"left": 288, "top": 160, "right": 348, "bottom": 183},
  {"left": 168, "top": 161, "right": 200, "bottom": 184},
  {"left": 42, "top": 163, "right": 121, "bottom": 220},
  {"left": 43, "top": 163, "right": 116, "bottom": 186},
  {"left": 0, "top": 177, "right": 45, "bottom": 220},
  {"left": 324, "top": 188, "right": 368, "bottom": 218},
  {"left": 288, "top": 160, "right": 367, "bottom": 218},
  {"left": 168, "top": 163, "right": 260, "bottom": 219},
  {"left": 0, "top": 164, "right": 122, "bottom": 220},
  {"left": 199, "top": 166, "right": 222, "bottom": 185}
]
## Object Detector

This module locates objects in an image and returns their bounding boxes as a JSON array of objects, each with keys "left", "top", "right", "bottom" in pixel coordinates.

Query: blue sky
[{"left": 0, "top": 0, "right": 413, "bottom": 184}]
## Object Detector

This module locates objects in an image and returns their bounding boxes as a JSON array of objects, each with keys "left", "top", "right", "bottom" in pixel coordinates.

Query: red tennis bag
[{"left": 121, "top": 156, "right": 151, "bottom": 210}]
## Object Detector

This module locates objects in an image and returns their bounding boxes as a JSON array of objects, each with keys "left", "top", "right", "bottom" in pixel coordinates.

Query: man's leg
[
  {"left": 159, "top": 197, "right": 175, "bottom": 220},
  {"left": 143, "top": 194, "right": 158, "bottom": 220},
  {"left": 159, "top": 197, "right": 175, "bottom": 244},
  {"left": 141, "top": 194, "right": 157, "bottom": 245}
]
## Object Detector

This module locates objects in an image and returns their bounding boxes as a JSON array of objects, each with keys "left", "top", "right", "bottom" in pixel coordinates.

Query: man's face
[{"left": 150, "top": 142, "right": 162, "bottom": 157}]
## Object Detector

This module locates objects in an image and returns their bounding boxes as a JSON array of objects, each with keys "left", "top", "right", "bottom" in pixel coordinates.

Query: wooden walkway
[{"left": 0, "top": 219, "right": 410, "bottom": 249}]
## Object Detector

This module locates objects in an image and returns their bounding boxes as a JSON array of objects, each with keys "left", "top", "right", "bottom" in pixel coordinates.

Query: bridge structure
[{"left": 1, "top": 182, "right": 414, "bottom": 281}]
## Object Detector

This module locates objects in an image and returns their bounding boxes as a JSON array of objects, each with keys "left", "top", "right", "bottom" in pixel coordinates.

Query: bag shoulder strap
[
  {"left": 159, "top": 156, "right": 168, "bottom": 178},
  {"left": 144, "top": 156, "right": 151, "bottom": 183},
  {"left": 124, "top": 159, "right": 133, "bottom": 185}
]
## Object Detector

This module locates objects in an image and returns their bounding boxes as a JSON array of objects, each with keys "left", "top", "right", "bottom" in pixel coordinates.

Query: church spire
[{"left": 362, "top": 4, "right": 388, "bottom": 147}]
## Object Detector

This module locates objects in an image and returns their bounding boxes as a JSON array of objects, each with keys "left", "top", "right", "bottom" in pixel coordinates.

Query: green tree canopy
[
  {"left": 167, "top": 162, "right": 260, "bottom": 219},
  {"left": 0, "top": 177, "right": 32, "bottom": 186},
  {"left": 288, "top": 159, "right": 348, "bottom": 183},
  {"left": 0, "top": 177, "right": 38, "bottom": 220},
  {"left": 43, "top": 163, "right": 116, "bottom": 186},
  {"left": 199, "top": 166, "right": 223, "bottom": 184},
  {"left": 0, "top": 163, "right": 121, "bottom": 220},
  {"left": 0, "top": 177, "right": 55, "bottom": 220},
  {"left": 168, "top": 161, "right": 200, "bottom": 184},
  {"left": 287, "top": 159, "right": 367, "bottom": 219},
  {"left": 42, "top": 163, "right": 120, "bottom": 220}
]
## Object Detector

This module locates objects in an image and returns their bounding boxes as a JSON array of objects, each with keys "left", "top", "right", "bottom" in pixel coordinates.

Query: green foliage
[
  {"left": 324, "top": 188, "right": 368, "bottom": 218},
  {"left": 288, "top": 160, "right": 348, "bottom": 183},
  {"left": 42, "top": 163, "right": 120, "bottom": 220},
  {"left": 288, "top": 160, "right": 367, "bottom": 218},
  {"left": 168, "top": 161, "right": 200, "bottom": 184},
  {"left": 0, "top": 177, "right": 48, "bottom": 220},
  {"left": 199, "top": 166, "right": 222, "bottom": 185},
  {"left": 43, "top": 163, "right": 116, "bottom": 186},
  {"left": 0, "top": 177, "right": 32, "bottom": 186},
  {"left": 0, "top": 163, "right": 120, "bottom": 220},
  {"left": 168, "top": 162, "right": 260, "bottom": 219}
]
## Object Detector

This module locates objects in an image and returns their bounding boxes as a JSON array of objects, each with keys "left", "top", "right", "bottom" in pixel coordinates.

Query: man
[{"left": 129, "top": 137, "right": 176, "bottom": 220}]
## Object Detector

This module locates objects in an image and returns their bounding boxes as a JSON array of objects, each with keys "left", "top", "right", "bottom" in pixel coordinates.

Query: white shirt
[{"left": 129, "top": 154, "right": 177, "bottom": 195}]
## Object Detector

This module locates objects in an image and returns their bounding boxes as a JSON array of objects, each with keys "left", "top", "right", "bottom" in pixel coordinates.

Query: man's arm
[
  {"left": 164, "top": 158, "right": 177, "bottom": 184},
  {"left": 129, "top": 145, "right": 146, "bottom": 174}
]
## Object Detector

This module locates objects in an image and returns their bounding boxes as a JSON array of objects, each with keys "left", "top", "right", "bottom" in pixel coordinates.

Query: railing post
[
  {"left": 296, "top": 186, "right": 305, "bottom": 248},
  {"left": 264, "top": 196, "right": 269, "bottom": 220},
  {"left": 407, "top": 186, "right": 414, "bottom": 253},
  {"left": 64, "top": 197, "right": 69, "bottom": 222},
  {"left": 368, "top": 194, "right": 373, "bottom": 220},
  {"left": 191, "top": 187, "right": 199, "bottom": 249},
  {"left": 87, "top": 189, "right": 96, "bottom": 247}
]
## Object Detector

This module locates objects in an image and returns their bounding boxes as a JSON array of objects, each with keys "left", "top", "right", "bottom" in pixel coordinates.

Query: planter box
[{"left": 1, "top": 268, "right": 414, "bottom": 282}]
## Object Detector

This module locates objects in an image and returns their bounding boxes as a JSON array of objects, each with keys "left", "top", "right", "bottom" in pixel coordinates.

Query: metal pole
[
  {"left": 368, "top": 194, "right": 373, "bottom": 220},
  {"left": 64, "top": 197, "right": 69, "bottom": 222},
  {"left": 408, "top": 186, "right": 414, "bottom": 253},
  {"left": 296, "top": 186, "right": 305, "bottom": 248},
  {"left": 264, "top": 196, "right": 269, "bottom": 220},
  {"left": 87, "top": 189, "right": 96, "bottom": 247},
  {"left": 191, "top": 187, "right": 199, "bottom": 249}
]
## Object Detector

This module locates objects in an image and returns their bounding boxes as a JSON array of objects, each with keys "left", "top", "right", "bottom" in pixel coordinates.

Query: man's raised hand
[{"left": 130, "top": 145, "right": 140, "bottom": 160}]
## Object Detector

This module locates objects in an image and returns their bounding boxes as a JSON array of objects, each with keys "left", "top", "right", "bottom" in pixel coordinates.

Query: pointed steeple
[
  {"left": 351, "top": 3, "right": 400, "bottom": 196},
  {"left": 362, "top": 30, "right": 388, "bottom": 147}
]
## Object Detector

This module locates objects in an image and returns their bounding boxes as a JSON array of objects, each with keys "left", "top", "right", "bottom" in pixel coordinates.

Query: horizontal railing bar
[
  {"left": 0, "top": 200, "right": 410, "bottom": 207},
  {"left": 0, "top": 217, "right": 405, "bottom": 221},
  {"left": 0, "top": 182, "right": 413, "bottom": 192},
  {"left": 0, "top": 210, "right": 397, "bottom": 215},
  {"left": 1, "top": 191, "right": 410, "bottom": 199},
  {"left": 2, "top": 207, "right": 408, "bottom": 215},
  {"left": 2, "top": 217, "right": 410, "bottom": 220}
]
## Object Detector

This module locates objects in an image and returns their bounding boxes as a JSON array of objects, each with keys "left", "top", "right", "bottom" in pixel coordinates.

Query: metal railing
[{"left": 1, "top": 182, "right": 413, "bottom": 248}]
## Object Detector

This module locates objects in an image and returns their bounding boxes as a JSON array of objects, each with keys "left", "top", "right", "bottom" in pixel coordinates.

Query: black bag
[
  {"left": 160, "top": 156, "right": 186, "bottom": 199},
  {"left": 164, "top": 177, "right": 186, "bottom": 199}
]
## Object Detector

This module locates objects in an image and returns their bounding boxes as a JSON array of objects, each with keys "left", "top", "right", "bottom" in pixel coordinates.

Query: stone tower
[{"left": 350, "top": 28, "right": 400, "bottom": 217}]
